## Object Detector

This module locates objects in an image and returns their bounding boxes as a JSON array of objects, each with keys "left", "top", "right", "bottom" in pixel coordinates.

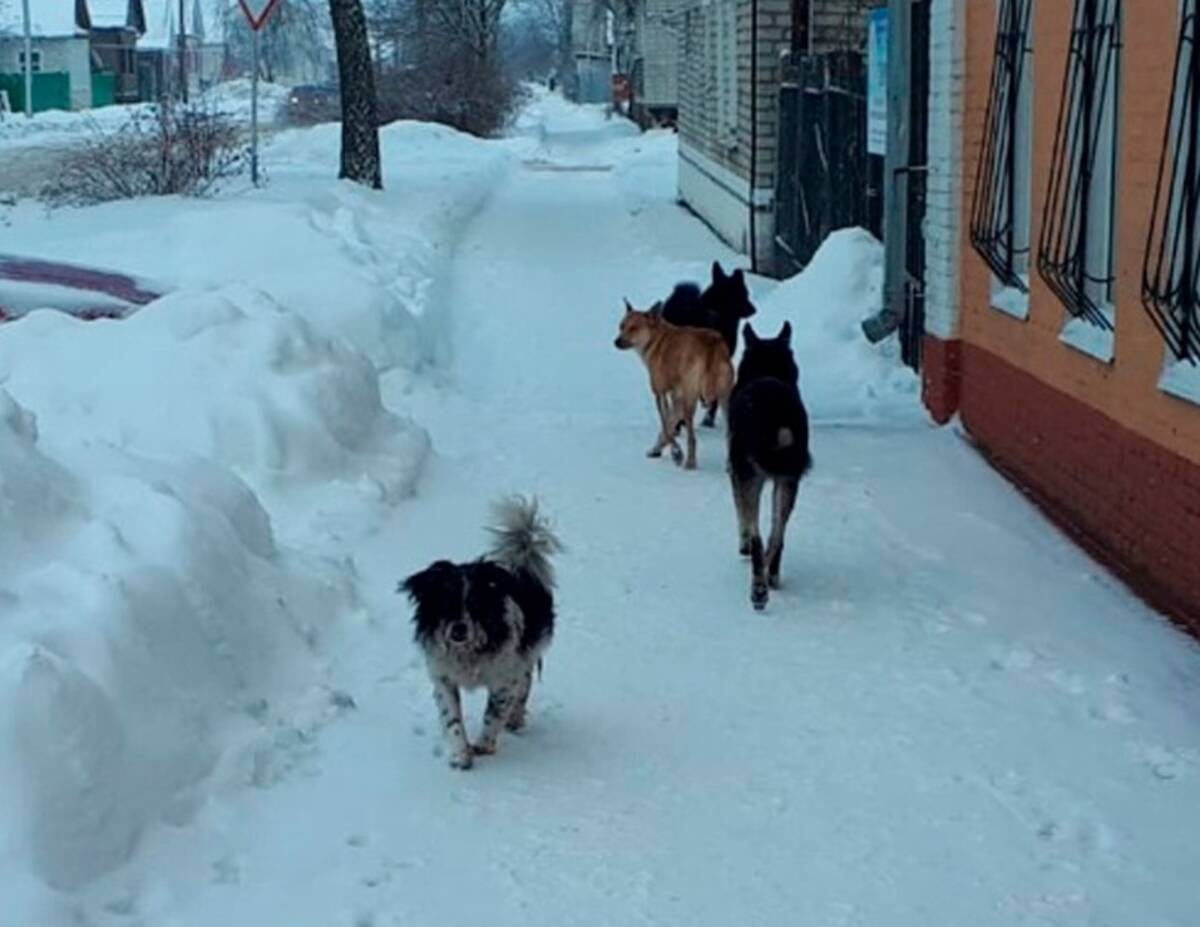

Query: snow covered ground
[
  {"left": 1, "top": 90, "right": 1199, "bottom": 926},
  {"left": 0, "top": 80, "right": 292, "bottom": 152}
]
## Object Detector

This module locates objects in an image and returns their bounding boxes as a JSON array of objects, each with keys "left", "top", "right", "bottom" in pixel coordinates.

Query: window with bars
[
  {"left": 1143, "top": 0, "right": 1200, "bottom": 365},
  {"left": 970, "top": 0, "right": 1033, "bottom": 301},
  {"left": 1037, "top": 0, "right": 1121, "bottom": 331}
]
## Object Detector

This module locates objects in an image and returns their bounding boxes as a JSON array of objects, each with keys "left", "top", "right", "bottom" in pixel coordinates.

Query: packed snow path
[{"left": 71, "top": 104, "right": 1200, "bottom": 926}]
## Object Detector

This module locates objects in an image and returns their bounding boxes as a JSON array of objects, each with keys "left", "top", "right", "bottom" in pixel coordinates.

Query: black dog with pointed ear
[
  {"left": 726, "top": 320, "right": 811, "bottom": 610},
  {"left": 399, "top": 497, "right": 561, "bottom": 770},
  {"left": 659, "top": 261, "right": 758, "bottom": 426}
]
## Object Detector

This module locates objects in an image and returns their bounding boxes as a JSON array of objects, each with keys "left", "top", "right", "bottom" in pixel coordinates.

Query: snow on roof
[
  {"left": 137, "top": 0, "right": 178, "bottom": 48},
  {"left": 86, "top": 0, "right": 141, "bottom": 30},
  {"left": 137, "top": 0, "right": 218, "bottom": 48},
  {"left": 0, "top": 2, "right": 84, "bottom": 38}
]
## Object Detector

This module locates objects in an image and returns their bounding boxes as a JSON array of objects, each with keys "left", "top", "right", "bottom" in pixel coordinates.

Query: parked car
[
  {"left": 284, "top": 84, "right": 341, "bottom": 126},
  {"left": 0, "top": 253, "right": 166, "bottom": 323}
]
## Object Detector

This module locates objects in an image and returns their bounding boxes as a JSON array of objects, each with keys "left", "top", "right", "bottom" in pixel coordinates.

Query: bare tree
[
  {"left": 525, "top": 0, "right": 575, "bottom": 90},
  {"left": 425, "top": 0, "right": 508, "bottom": 63},
  {"left": 329, "top": 0, "right": 382, "bottom": 188}
]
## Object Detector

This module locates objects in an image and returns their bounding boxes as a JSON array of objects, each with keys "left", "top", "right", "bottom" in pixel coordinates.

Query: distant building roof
[
  {"left": 139, "top": 0, "right": 213, "bottom": 49},
  {"left": 0, "top": 2, "right": 86, "bottom": 38},
  {"left": 87, "top": 0, "right": 148, "bottom": 32}
]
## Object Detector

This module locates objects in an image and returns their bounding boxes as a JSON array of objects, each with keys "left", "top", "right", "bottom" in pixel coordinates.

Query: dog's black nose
[{"left": 449, "top": 622, "right": 469, "bottom": 643}]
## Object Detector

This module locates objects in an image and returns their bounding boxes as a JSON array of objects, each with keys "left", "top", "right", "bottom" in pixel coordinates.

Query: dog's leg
[
  {"left": 647, "top": 392, "right": 674, "bottom": 458},
  {"left": 475, "top": 684, "right": 519, "bottom": 756},
  {"left": 737, "top": 475, "right": 769, "bottom": 609},
  {"left": 432, "top": 676, "right": 473, "bottom": 770},
  {"left": 506, "top": 669, "right": 534, "bottom": 733},
  {"left": 664, "top": 392, "right": 684, "bottom": 464},
  {"left": 701, "top": 399, "right": 718, "bottom": 428},
  {"left": 731, "top": 469, "right": 765, "bottom": 558},
  {"left": 681, "top": 397, "right": 699, "bottom": 469},
  {"left": 765, "top": 476, "right": 799, "bottom": 589}
]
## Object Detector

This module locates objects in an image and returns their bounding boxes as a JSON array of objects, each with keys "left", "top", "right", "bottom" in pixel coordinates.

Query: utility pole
[
  {"left": 21, "top": 0, "right": 32, "bottom": 117},
  {"left": 178, "top": 0, "right": 188, "bottom": 102}
]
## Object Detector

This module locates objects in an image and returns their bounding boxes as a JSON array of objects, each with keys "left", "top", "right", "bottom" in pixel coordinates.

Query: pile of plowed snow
[
  {"left": 0, "top": 387, "right": 358, "bottom": 910},
  {"left": 749, "top": 228, "right": 921, "bottom": 424}
]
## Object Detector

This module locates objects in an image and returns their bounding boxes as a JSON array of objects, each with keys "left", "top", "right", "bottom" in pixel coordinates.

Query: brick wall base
[
  {"left": 921, "top": 334, "right": 963, "bottom": 424},
  {"left": 958, "top": 343, "right": 1200, "bottom": 636}
]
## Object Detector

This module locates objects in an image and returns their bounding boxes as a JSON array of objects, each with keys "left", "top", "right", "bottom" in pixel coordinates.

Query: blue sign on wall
[{"left": 867, "top": 7, "right": 888, "bottom": 156}]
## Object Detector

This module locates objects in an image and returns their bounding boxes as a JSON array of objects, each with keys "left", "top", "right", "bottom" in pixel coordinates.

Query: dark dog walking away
[{"left": 727, "top": 322, "right": 812, "bottom": 610}]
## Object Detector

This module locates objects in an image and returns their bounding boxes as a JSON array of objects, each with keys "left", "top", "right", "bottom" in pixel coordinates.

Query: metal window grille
[
  {"left": 1037, "top": 0, "right": 1121, "bottom": 330},
  {"left": 1142, "top": 0, "right": 1200, "bottom": 365},
  {"left": 970, "top": 0, "right": 1032, "bottom": 292}
]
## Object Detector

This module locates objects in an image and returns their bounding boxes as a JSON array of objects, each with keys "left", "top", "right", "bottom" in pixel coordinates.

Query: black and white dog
[
  {"left": 727, "top": 322, "right": 812, "bottom": 610},
  {"left": 400, "top": 497, "right": 562, "bottom": 770}
]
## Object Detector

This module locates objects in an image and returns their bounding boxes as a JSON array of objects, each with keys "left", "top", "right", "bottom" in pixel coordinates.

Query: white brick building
[{"left": 675, "top": 0, "right": 879, "bottom": 273}]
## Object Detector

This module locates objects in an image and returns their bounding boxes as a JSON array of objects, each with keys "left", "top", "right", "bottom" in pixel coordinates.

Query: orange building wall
[
  {"left": 944, "top": 0, "right": 1200, "bottom": 631},
  {"left": 958, "top": 0, "right": 1200, "bottom": 465}
]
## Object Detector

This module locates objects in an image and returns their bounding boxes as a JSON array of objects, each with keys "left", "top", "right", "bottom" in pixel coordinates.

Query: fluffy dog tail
[{"left": 487, "top": 495, "right": 563, "bottom": 590}]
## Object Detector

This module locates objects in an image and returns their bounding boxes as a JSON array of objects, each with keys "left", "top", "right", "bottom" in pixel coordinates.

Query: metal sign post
[
  {"left": 251, "top": 28, "right": 260, "bottom": 184},
  {"left": 238, "top": 0, "right": 283, "bottom": 187},
  {"left": 21, "top": 0, "right": 32, "bottom": 118}
]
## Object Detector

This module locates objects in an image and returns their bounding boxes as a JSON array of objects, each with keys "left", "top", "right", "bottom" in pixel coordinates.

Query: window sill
[
  {"left": 990, "top": 280, "right": 1030, "bottom": 320},
  {"left": 1059, "top": 316, "right": 1114, "bottom": 364},
  {"left": 1159, "top": 360, "right": 1200, "bottom": 408}
]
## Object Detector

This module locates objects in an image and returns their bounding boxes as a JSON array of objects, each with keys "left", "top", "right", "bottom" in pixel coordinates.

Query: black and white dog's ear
[
  {"left": 731, "top": 268, "right": 745, "bottom": 287},
  {"left": 711, "top": 260, "right": 726, "bottom": 282},
  {"left": 778, "top": 321, "right": 793, "bottom": 346},
  {"left": 743, "top": 322, "right": 759, "bottom": 345},
  {"left": 399, "top": 560, "right": 458, "bottom": 604}
]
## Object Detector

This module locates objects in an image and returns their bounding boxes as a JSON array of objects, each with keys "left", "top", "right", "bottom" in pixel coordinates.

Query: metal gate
[
  {"left": 881, "top": 0, "right": 931, "bottom": 372},
  {"left": 775, "top": 51, "right": 879, "bottom": 275}
]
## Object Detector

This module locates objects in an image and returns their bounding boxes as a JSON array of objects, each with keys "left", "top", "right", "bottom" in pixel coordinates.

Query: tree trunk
[{"left": 328, "top": 0, "right": 382, "bottom": 189}]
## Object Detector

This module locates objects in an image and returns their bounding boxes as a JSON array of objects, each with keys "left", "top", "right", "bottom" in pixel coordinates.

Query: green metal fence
[
  {"left": 91, "top": 72, "right": 116, "bottom": 108},
  {"left": 0, "top": 71, "right": 72, "bottom": 113}
]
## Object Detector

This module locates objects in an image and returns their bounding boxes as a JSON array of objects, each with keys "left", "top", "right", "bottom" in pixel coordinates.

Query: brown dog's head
[{"left": 614, "top": 299, "right": 664, "bottom": 350}]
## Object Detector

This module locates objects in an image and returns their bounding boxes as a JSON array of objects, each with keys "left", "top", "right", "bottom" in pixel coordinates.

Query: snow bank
[
  {"left": 2, "top": 120, "right": 516, "bottom": 374},
  {"left": 0, "top": 103, "right": 153, "bottom": 151},
  {"left": 0, "top": 81, "right": 290, "bottom": 152},
  {"left": 753, "top": 228, "right": 921, "bottom": 424},
  {"left": 0, "top": 389, "right": 355, "bottom": 905},
  {"left": 202, "top": 78, "right": 292, "bottom": 123},
  {"left": 0, "top": 287, "right": 430, "bottom": 514}
]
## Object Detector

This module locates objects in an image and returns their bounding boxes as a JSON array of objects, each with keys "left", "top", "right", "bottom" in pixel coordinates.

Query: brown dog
[{"left": 613, "top": 299, "right": 734, "bottom": 469}]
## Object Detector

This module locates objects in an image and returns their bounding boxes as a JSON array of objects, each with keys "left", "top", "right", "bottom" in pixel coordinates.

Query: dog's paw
[
  {"left": 646, "top": 447, "right": 663, "bottom": 458},
  {"left": 684, "top": 458, "right": 697, "bottom": 470},
  {"left": 768, "top": 573, "right": 781, "bottom": 590},
  {"left": 448, "top": 750, "right": 474, "bottom": 770},
  {"left": 471, "top": 741, "right": 497, "bottom": 757},
  {"left": 739, "top": 541, "right": 752, "bottom": 557},
  {"left": 751, "top": 582, "right": 769, "bottom": 611},
  {"left": 505, "top": 715, "right": 526, "bottom": 733},
  {"left": 670, "top": 445, "right": 684, "bottom": 465}
]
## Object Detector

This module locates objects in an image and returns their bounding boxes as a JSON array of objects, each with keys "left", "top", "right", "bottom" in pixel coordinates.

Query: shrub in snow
[
  {"left": 0, "top": 390, "right": 356, "bottom": 891},
  {"left": 39, "top": 101, "right": 249, "bottom": 207},
  {"left": 376, "top": 46, "right": 526, "bottom": 138}
]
